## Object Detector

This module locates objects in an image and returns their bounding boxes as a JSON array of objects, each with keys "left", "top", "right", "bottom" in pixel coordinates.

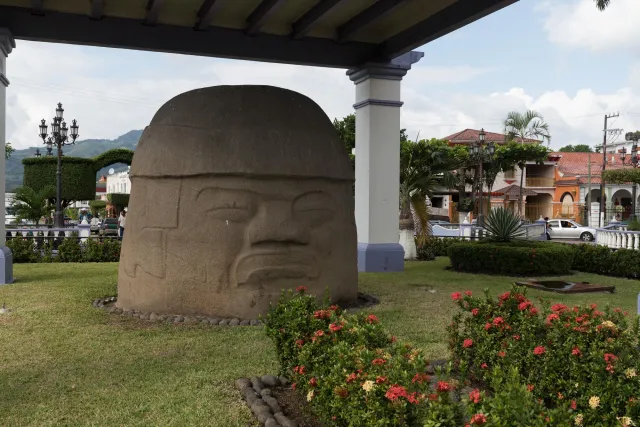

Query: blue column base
[
  {"left": 357, "top": 242, "right": 404, "bottom": 272},
  {"left": 0, "top": 246, "right": 13, "bottom": 284}
]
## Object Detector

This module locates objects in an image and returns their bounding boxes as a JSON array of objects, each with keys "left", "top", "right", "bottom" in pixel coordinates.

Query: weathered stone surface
[
  {"left": 265, "top": 418, "right": 279, "bottom": 427},
  {"left": 208, "top": 318, "right": 219, "bottom": 325},
  {"left": 251, "top": 376, "right": 265, "bottom": 393},
  {"left": 149, "top": 312, "right": 160, "bottom": 321},
  {"left": 174, "top": 316, "right": 184, "bottom": 324},
  {"left": 219, "top": 319, "right": 229, "bottom": 326},
  {"left": 256, "top": 412, "right": 274, "bottom": 424},
  {"left": 140, "top": 313, "right": 150, "bottom": 320},
  {"left": 240, "top": 320, "right": 250, "bottom": 326},
  {"left": 240, "top": 386, "right": 258, "bottom": 400},
  {"left": 250, "top": 400, "right": 269, "bottom": 414},
  {"left": 278, "top": 376, "right": 289, "bottom": 386},
  {"left": 274, "top": 412, "right": 298, "bottom": 427},
  {"left": 250, "top": 320, "right": 260, "bottom": 326},
  {"left": 116, "top": 86, "right": 357, "bottom": 319},
  {"left": 260, "top": 388, "right": 272, "bottom": 398},
  {"left": 261, "top": 375, "right": 280, "bottom": 387},
  {"left": 262, "top": 395, "right": 281, "bottom": 414},
  {"left": 184, "top": 316, "right": 198, "bottom": 325},
  {"left": 229, "top": 318, "right": 240, "bottom": 326},
  {"left": 235, "top": 378, "right": 251, "bottom": 391},
  {"left": 113, "top": 307, "right": 123, "bottom": 314}
]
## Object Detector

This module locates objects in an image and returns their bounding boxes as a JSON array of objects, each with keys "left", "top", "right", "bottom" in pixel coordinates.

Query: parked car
[
  {"left": 100, "top": 218, "right": 119, "bottom": 236},
  {"left": 90, "top": 218, "right": 102, "bottom": 234},
  {"left": 546, "top": 219, "right": 596, "bottom": 241}
]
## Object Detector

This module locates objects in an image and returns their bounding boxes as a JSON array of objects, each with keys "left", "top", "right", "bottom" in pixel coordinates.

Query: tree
[
  {"left": 559, "top": 144, "right": 593, "bottom": 152},
  {"left": 594, "top": 0, "right": 610, "bottom": 10},
  {"left": 399, "top": 138, "right": 466, "bottom": 244},
  {"left": 5, "top": 142, "right": 14, "bottom": 160},
  {"left": 12, "top": 186, "right": 55, "bottom": 225},
  {"left": 504, "top": 110, "right": 551, "bottom": 215}
]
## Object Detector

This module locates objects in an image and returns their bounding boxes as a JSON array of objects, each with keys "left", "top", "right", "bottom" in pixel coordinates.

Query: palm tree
[
  {"left": 12, "top": 186, "right": 55, "bottom": 225},
  {"left": 399, "top": 139, "right": 464, "bottom": 246},
  {"left": 5, "top": 142, "right": 14, "bottom": 160},
  {"left": 595, "top": 0, "right": 611, "bottom": 10},
  {"left": 504, "top": 110, "right": 551, "bottom": 216}
]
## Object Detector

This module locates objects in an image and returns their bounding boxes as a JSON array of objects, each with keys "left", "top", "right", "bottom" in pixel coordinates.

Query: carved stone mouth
[{"left": 234, "top": 251, "right": 318, "bottom": 286}]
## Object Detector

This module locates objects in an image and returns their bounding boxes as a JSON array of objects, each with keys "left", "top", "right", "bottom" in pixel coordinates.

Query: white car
[{"left": 547, "top": 219, "right": 596, "bottom": 241}]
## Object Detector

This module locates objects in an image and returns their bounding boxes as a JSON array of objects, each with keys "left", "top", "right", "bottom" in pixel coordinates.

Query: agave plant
[{"left": 483, "top": 207, "right": 525, "bottom": 242}]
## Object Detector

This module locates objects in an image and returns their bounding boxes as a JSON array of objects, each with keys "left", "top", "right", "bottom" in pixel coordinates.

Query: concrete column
[
  {"left": 0, "top": 29, "right": 14, "bottom": 284},
  {"left": 346, "top": 52, "right": 423, "bottom": 272}
]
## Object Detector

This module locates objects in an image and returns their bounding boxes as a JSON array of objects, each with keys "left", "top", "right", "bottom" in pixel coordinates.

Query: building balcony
[{"left": 526, "top": 177, "right": 555, "bottom": 188}]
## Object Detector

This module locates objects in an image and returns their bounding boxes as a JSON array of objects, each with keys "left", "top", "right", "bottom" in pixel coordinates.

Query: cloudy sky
[{"left": 5, "top": 0, "right": 640, "bottom": 151}]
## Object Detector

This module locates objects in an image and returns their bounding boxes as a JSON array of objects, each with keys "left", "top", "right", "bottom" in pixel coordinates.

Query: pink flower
[
  {"left": 309, "top": 377, "right": 317, "bottom": 387},
  {"left": 546, "top": 313, "right": 560, "bottom": 324},
  {"left": 533, "top": 346, "right": 546, "bottom": 356},
  {"left": 484, "top": 323, "right": 492, "bottom": 331},
  {"left": 385, "top": 384, "right": 408, "bottom": 401},
  {"left": 604, "top": 353, "right": 618, "bottom": 363},
  {"left": 329, "top": 323, "right": 343, "bottom": 332},
  {"left": 471, "top": 308, "right": 479, "bottom": 316},
  {"left": 571, "top": 346, "right": 581, "bottom": 357},
  {"left": 480, "top": 363, "right": 488, "bottom": 369},
  {"left": 436, "top": 381, "right": 451, "bottom": 392},
  {"left": 464, "top": 291, "right": 473, "bottom": 297},
  {"left": 492, "top": 317, "right": 505, "bottom": 326},
  {"left": 469, "top": 389, "right": 482, "bottom": 404},
  {"left": 366, "top": 314, "right": 379, "bottom": 324},
  {"left": 551, "top": 303, "right": 568, "bottom": 312},
  {"left": 451, "top": 292, "right": 462, "bottom": 301},
  {"left": 518, "top": 301, "right": 533, "bottom": 311},
  {"left": 463, "top": 339, "right": 473, "bottom": 348},
  {"left": 296, "top": 286, "right": 308, "bottom": 293},
  {"left": 470, "top": 413, "right": 487, "bottom": 425}
]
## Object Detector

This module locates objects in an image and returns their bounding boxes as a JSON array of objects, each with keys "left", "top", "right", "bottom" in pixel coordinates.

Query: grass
[{"left": 0, "top": 259, "right": 637, "bottom": 426}]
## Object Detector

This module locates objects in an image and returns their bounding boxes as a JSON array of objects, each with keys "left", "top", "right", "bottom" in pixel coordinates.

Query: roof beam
[
  {"left": 291, "top": 0, "right": 348, "bottom": 40},
  {"left": 245, "top": 0, "right": 287, "bottom": 36},
  {"left": 337, "top": 0, "right": 413, "bottom": 43},
  {"left": 195, "top": 0, "right": 221, "bottom": 31},
  {"left": 144, "top": 0, "right": 165, "bottom": 26},
  {"left": 0, "top": 6, "right": 376, "bottom": 68},
  {"left": 378, "top": 0, "right": 518, "bottom": 59},
  {"left": 90, "top": 0, "right": 106, "bottom": 20},
  {"left": 31, "top": 0, "right": 44, "bottom": 16}
]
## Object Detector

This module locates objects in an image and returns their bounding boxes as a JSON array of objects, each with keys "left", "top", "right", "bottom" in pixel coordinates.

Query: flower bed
[
  {"left": 448, "top": 241, "right": 575, "bottom": 276},
  {"left": 262, "top": 287, "right": 577, "bottom": 426},
  {"left": 448, "top": 286, "right": 640, "bottom": 426}
]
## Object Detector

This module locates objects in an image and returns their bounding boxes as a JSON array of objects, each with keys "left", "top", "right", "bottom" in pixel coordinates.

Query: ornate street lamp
[
  {"left": 468, "top": 128, "right": 494, "bottom": 228},
  {"left": 38, "top": 103, "right": 79, "bottom": 227}
]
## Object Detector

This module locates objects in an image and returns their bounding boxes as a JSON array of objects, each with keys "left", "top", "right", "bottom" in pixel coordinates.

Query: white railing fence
[{"left": 596, "top": 228, "right": 640, "bottom": 250}]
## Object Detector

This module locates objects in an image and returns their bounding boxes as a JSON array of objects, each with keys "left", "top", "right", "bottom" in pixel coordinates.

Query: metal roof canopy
[{"left": 0, "top": 0, "right": 517, "bottom": 68}]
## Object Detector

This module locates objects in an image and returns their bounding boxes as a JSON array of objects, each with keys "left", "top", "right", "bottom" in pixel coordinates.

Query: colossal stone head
[{"left": 117, "top": 85, "right": 357, "bottom": 319}]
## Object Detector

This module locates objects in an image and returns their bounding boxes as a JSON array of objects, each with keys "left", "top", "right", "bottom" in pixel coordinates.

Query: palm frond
[
  {"left": 411, "top": 192, "right": 431, "bottom": 246},
  {"left": 484, "top": 207, "right": 526, "bottom": 242},
  {"left": 594, "top": 0, "right": 610, "bottom": 10}
]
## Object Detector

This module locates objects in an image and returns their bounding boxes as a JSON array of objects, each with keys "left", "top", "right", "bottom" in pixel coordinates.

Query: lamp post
[
  {"left": 623, "top": 132, "right": 640, "bottom": 220},
  {"left": 469, "top": 129, "right": 494, "bottom": 227},
  {"left": 34, "top": 149, "right": 41, "bottom": 157},
  {"left": 38, "top": 103, "right": 79, "bottom": 227}
]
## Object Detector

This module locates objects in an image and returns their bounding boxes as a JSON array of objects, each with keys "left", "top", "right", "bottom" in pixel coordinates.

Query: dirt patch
[{"left": 271, "top": 386, "right": 325, "bottom": 427}]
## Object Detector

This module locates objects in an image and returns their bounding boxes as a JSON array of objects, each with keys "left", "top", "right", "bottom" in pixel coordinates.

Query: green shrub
[
  {"left": 6, "top": 237, "right": 38, "bottom": 263},
  {"left": 57, "top": 237, "right": 83, "bottom": 263},
  {"left": 448, "top": 241, "right": 575, "bottom": 276},
  {"left": 448, "top": 286, "right": 640, "bottom": 426},
  {"left": 627, "top": 217, "right": 640, "bottom": 231},
  {"left": 417, "top": 237, "right": 462, "bottom": 258},
  {"left": 83, "top": 239, "right": 105, "bottom": 262},
  {"left": 101, "top": 239, "right": 122, "bottom": 262},
  {"left": 484, "top": 207, "right": 525, "bottom": 242},
  {"left": 571, "top": 244, "right": 640, "bottom": 279}
]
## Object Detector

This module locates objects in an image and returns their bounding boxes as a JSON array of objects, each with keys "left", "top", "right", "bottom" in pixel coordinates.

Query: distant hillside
[{"left": 6, "top": 130, "right": 143, "bottom": 192}]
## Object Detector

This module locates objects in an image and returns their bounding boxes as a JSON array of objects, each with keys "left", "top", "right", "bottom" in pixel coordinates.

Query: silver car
[{"left": 547, "top": 219, "right": 596, "bottom": 241}]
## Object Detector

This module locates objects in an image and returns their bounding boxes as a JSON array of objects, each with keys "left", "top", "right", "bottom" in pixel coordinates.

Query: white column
[
  {"left": 0, "top": 29, "right": 14, "bottom": 284},
  {"left": 346, "top": 52, "right": 423, "bottom": 272}
]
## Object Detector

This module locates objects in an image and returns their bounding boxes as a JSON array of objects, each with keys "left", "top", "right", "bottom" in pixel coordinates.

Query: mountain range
[{"left": 6, "top": 130, "right": 143, "bottom": 192}]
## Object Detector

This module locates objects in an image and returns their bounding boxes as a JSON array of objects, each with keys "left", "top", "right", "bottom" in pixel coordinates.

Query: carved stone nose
[{"left": 247, "top": 200, "right": 309, "bottom": 246}]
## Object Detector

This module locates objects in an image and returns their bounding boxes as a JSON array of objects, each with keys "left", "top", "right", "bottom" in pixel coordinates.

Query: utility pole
[
  {"left": 587, "top": 153, "right": 592, "bottom": 226},
  {"left": 600, "top": 112, "right": 620, "bottom": 227}
]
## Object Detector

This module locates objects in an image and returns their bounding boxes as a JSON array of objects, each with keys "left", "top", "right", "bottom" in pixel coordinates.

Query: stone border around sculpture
[
  {"left": 235, "top": 375, "right": 298, "bottom": 427},
  {"left": 91, "top": 296, "right": 263, "bottom": 326}
]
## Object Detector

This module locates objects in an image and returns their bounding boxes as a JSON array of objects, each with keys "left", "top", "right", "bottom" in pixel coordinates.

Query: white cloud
[
  {"left": 5, "top": 41, "right": 640, "bottom": 154},
  {"left": 539, "top": 0, "right": 640, "bottom": 52}
]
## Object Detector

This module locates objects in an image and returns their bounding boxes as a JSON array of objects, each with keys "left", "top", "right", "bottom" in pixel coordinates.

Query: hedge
[
  {"left": 571, "top": 243, "right": 640, "bottom": 279},
  {"left": 22, "top": 149, "right": 134, "bottom": 202},
  {"left": 448, "top": 241, "right": 575, "bottom": 276},
  {"left": 417, "top": 237, "right": 463, "bottom": 258},
  {"left": 6, "top": 236, "right": 121, "bottom": 263}
]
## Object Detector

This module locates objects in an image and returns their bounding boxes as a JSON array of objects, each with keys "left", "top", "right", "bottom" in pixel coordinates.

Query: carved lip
[{"left": 234, "top": 250, "right": 319, "bottom": 286}]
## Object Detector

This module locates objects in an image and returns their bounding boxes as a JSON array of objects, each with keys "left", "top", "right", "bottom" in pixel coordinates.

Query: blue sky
[{"left": 5, "top": 0, "right": 640, "bottom": 150}]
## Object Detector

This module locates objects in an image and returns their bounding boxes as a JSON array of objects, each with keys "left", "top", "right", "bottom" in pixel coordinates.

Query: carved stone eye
[
  {"left": 198, "top": 188, "right": 256, "bottom": 222},
  {"left": 293, "top": 191, "right": 335, "bottom": 225}
]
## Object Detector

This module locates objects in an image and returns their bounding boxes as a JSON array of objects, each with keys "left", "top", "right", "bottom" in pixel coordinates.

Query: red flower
[
  {"left": 296, "top": 286, "right": 308, "bottom": 293},
  {"left": 492, "top": 317, "right": 505, "bottom": 326},
  {"left": 463, "top": 339, "right": 473, "bottom": 348},
  {"left": 293, "top": 365, "right": 306, "bottom": 375},
  {"left": 428, "top": 393, "right": 439, "bottom": 401},
  {"left": 533, "top": 346, "right": 546, "bottom": 356},
  {"left": 346, "top": 373, "right": 357, "bottom": 383},
  {"left": 469, "top": 389, "right": 482, "bottom": 404},
  {"left": 571, "top": 400, "right": 577, "bottom": 410},
  {"left": 529, "top": 307, "right": 539, "bottom": 315},
  {"left": 372, "top": 358, "right": 386, "bottom": 366},
  {"left": 309, "top": 377, "right": 317, "bottom": 387},
  {"left": 436, "top": 381, "right": 451, "bottom": 392},
  {"left": 604, "top": 353, "right": 618, "bottom": 363},
  {"left": 481, "top": 363, "right": 488, "bottom": 369},
  {"left": 391, "top": 336, "right": 397, "bottom": 343},
  {"left": 385, "top": 384, "right": 408, "bottom": 401},
  {"left": 329, "top": 304, "right": 339, "bottom": 311},
  {"left": 606, "top": 364, "right": 615, "bottom": 373},
  {"left": 590, "top": 303, "right": 597, "bottom": 309},
  {"left": 295, "top": 339, "right": 304, "bottom": 348},
  {"left": 470, "top": 413, "right": 487, "bottom": 425},
  {"left": 571, "top": 347, "right": 581, "bottom": 356},
  {"left": 407, "top": 392, "right": 422, "bottom": 404},
  {"left": 551, "top": 303, "right": 568, "bottom": 313},
  {"left": 314, "top": 330, "right": 325, "bottom": 338},
  {"left": 484, "top": 323, "right": 492, "bottom": 331},
  {"left": 367, "top": 314, "right": 379, "bottom": 324},
  {"left": 527, "top": 384, "right": 534, "bottom": 392},
  {"left": 497, "top": 351, "right": 506, "bottom": 358},
  {"left": 291, "top": 382, "right": 296, "bottom": 390},
  {"left": 499, "top": 291, "right": 511, "bottom": 301},
  {"left": 411, "top": 373, "right": 430, "bottom": 384},
  {"left": 471, "top": 308, "right": 479, "bottom": 316},
  {"left": 512, "top": 334, "right": 521, "bottom": 340},
  {"left": 335, "top": 387, "right": 348, "bottom": 398},
  {"left": 451, "top": 292, "right": 462, "bottom": 301},
  {"left": 329, "top": 323, "right": 343, "bottom": 332},
  {"left": 546, "top": 313, "right": 560, "bottom": 324},
  {"left": 464, "top": 291, "right": 473, "bottom": 297},
  {"left": 313, "top": 310, "right": 331, "bottom": 319},
  {"left": 376, "top": 376, "right": 387, "bottom": 384},
  {"left": 518, "top": 301, "right": 533, "bottom": 311}
]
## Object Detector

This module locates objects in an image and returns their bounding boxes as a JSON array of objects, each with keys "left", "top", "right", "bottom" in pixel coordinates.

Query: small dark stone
[
  {"left": 229, "top": 318, "right": 240, "bottom": 326},
  {"left": 174, "top": 316, "right": 184, "bottom": 324},
  {"left": 218, "top": 319, "right": 229, "bottom": 326},
  {"left": 261, "top": 375, "right": 280, "bottom": 387},
  {"left": 256, "top": 412, "right": 275, "bottom": 424},
  {"left": 158, "top": 315, "right": 166, "bottom": 321},
  {"left": 149, "top": 313, "right": 160, "bottom": 321},
  {"left": 265, "top": 418, "right": 279, "bottom": 427},
  {"left": 113, "top": 307, "right": 123, "bottom": 315},
  {"left": 245, "top": 392, "right": 260, "bottom": 405},
  {"left": 235, "top": 378, "right": 251, "bottom": 390},
  {"left": 140, "top": 313, "right": 149, "bottom": 320},
  {"left": 240, "top": 320, "right": 250, "bottom": 326},
  {"left": 240, "top": 386, "right": 258, "bottom": 401},
  {"left": 208, "top": 318, "right": 219, "bottom": 325},
  {"left": 250, "top": 319, "right": 260, "bottom": 326},
  {"left": 92, "top": 299, "right": 99, "bottom": 307},
  {"left": 278, "top": 376, "right": 289, "bottom": 386},
  {"left": 250, "top": 400, "right": 269, "bottom": 414},
  {"left": 251, "top": 376, "right": 265, "bottom": 393},
  {"left": 184, "top": 316, "right": 198, "bottom": 324},
  {"left": 274, "top": 412, "right": 297, "bottom": 427},
  {"left": 263, "top": 395, "right": 281, "bottom": 414},
  {"left": 260, "top": 388, "right": 272, "bottom": 398}
]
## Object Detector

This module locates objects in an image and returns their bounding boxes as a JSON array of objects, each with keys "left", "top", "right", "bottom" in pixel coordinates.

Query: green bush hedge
[
  {"left": 6, "top": 237, "right": 121, "bottom": 263},
  {"left": 448, "top": 241, "right": 575, "bottom": 276},
  {"left": 417, "top": 237, "right": 463, "bottom": 258},
  {"left": 571, "top": 243, "right": 640, "bottom": 279}
]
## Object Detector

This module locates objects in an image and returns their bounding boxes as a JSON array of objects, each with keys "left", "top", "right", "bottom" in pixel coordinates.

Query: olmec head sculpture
[{"left": 117, "top": 85, "right": 357, "bottom": 318}]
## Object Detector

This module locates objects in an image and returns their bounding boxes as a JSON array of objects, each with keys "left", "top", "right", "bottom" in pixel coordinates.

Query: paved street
[{"left": 550, "top": 239, "right": 596, "bottom": 245}]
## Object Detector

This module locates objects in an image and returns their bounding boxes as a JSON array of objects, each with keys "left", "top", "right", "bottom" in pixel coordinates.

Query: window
[
  {"left": 561, "top": 221, "right": 574, "bottom": 228},
  {"left": 548, "top": 220, "right": 560, "bottom": 228}
]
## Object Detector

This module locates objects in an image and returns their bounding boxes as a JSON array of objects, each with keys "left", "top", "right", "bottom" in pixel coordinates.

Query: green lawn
[{"left": 0, "top": 260, "right": 637, "bottom": 426}]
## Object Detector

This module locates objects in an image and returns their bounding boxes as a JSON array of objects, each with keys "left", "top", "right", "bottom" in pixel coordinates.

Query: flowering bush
[
  {"left": 265, "top": 288, "right": 572, "bottom": 426},
  {"left": 448, "top": 286, "right": 640, "bottom": 426}
]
